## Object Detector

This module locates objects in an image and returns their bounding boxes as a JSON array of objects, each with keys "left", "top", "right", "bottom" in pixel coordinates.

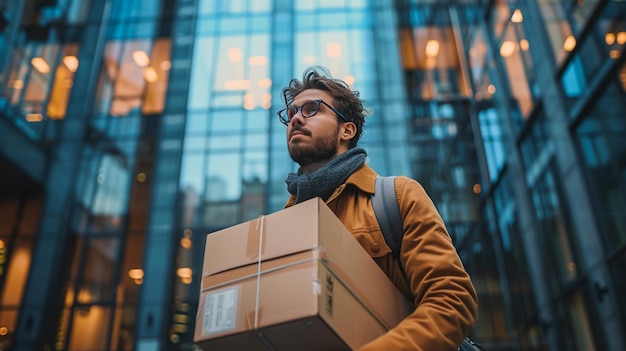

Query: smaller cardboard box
[
  {"left": 194, "top": 198, "right": 413, "bottom": 350},
  {"left": 195, "top": 251, "right": 388, "bottom": 350}
]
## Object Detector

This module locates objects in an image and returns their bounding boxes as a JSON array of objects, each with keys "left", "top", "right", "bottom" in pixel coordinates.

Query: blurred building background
[{"left": 0, "top": 0, "right": 624, "bottom": 350}]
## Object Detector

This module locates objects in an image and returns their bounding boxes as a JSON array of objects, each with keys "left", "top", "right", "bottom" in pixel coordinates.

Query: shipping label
[{"left": 203, "top": 286, "right": 238, "bottom": 335}]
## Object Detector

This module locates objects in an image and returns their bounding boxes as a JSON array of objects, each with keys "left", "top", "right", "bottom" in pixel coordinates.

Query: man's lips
[{"left": 289, "top": 129, "right": 309, "bottom": 140}]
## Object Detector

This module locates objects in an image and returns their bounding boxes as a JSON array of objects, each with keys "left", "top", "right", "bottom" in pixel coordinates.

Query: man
[{"left": 279, "top": 66, "right": 478, "bottom": 351}]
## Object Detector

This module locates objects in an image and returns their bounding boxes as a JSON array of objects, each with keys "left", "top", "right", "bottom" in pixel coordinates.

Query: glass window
[
  {"left": 243, "top": 150, "right": 268, "bottom": 184},
  {"left": 67, "top": 306, "right": 114, "bottom": 349},
  {"left": 467, "top": 27, "right": 494, "bottom": 101},
  {"left": 211, "top": 110, "right": 243, "bottom": 132},
  {"left": 498, "top": 9, "right": 537, "bottom": 122},
  {"left": 560, "top": 1, "right": 626, "bottom": 101},
  {"left": 574, "top": 64, "right": 626, "bottom": 250},
  {"left": 461, "top": 217, "right": 511, "bottom": 343},
  {"left": 555, "top": 291, "right": 599, "bottom": 350},
  {"left": 490, "top": 0, "right": 516, "bottom": 39},
  {"left": 479, "top": 107, "right": 506, "bottom": 182},
  {"left": 609, "top": 251, "right": 626, "bottom": 332},
  {"left": 180, "top": 153, "right": 205, "bottom": 196},
  {"left": 188, "top": 37, "right": 216, "bottom": 110},
  {"left": 110, "top": 0, "right": 163, "bottom": 20},
  {"left": 1, "top": 39, "right": 77, "bottom": 139},
  {"left": 560, "top": 55, "right": 587, "bottom": 99},
  {"left": 101, "top": 39, "right": 170, "bottom": 118},
  {"left": 398, "top": 4, "right": 472, "bottom": 99},
  {"left": 75, "top": 146, "right": 132, "bottom": 232},
  {"left": 245, "top": 110, "right": 269, "bottom": 132},
  {"left": 0, "top": 190, "right": 41, "bottom": 350},
  {"left": 57, "top": 234, "right": 118, "bottom": 350},
  {"left": 519, "top": 111, "right": 551, "bottom": 171},
  {"left": 47, "top": 44, "right": 80, "bottom": 119},
  {"left": 207, "top": 152, "right": 242, "bottom": 201},
  {"left": 531, "top": 165, "right": 580, "bottom": 292},
  {"left": 0, "top": 238, "right": 36, "bottom": 342},
  {"left": 538, "top": 0, "right": 602, "bottom": 65},
  {"left": 77, "top": 238, "right": 120, "bottom": 304},
  {"left": 493, "top": 173, "right": 542, "bottom": 347}
]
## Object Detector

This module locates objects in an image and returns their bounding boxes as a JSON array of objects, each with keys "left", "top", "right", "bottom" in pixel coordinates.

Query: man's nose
[{"left": 289, "top": 111, "right": 306, "bottom": 126}]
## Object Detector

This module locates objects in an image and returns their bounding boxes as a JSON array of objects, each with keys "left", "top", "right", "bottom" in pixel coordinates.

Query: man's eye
[{"left": 303, "top": 103, "right": 318, "bottom": 115}]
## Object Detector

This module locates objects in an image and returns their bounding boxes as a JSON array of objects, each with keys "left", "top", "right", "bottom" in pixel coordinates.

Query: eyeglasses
[{"left": 277, "top": 99, "right": 349, "bottom": 125}]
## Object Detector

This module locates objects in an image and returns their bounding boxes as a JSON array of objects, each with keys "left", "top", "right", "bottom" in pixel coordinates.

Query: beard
[{"left": 288, "top": 129, "right": 339, "bottom": 167}]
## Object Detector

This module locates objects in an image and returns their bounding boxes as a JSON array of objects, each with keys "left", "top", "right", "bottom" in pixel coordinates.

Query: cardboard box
[{"left": 194, "top": 198, "right": 412, "bottom": 350}]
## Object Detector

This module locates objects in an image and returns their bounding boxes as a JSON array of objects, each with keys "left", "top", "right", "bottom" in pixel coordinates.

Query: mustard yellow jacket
[{"left": 286, "top": 164, "right": 478, "bottom": 351}]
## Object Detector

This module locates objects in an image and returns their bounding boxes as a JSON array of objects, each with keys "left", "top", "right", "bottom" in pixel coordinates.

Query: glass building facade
[{"left": 0, "top": 0, "right": 624, "bottom": 350}]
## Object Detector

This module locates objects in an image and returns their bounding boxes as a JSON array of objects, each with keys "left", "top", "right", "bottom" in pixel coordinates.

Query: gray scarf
[{"left": 285, "top": 148, "right": 367, "bottom": 204}]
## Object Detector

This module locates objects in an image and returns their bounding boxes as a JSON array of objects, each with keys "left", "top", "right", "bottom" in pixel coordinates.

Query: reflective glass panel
[{"left": 574, "top": 64, "right": 626, "bottom": 250}]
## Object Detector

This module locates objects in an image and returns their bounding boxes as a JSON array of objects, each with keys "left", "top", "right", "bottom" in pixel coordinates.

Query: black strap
[
  {"left": 372, "top": 176, "right": 486, "bottom": 351},
  {"left": 371, "top": 176, "right": 402, "bottom": 261}
]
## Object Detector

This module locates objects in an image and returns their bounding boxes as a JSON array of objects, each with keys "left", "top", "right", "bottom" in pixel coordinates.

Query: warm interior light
[
  {"left": 258, "top": 78, "right": 272, "bottom": 88},
  {"left": 143, "top": 67, "right": 158, "bottom": 83},
  {"left": 249, "top": 56, "right": 268, "bottom": 66},
  {"left": 511, "top": 9, "right": 523, "bottom": 23},
  {"left": 327, "top": 43, "right": 342, "bottom": 58},
  {"left": 500, "top": 41, "right": 516, "bottom": 57},
  {"left": 160, "top": 60, "right": 171, "bottom": 70},
  {"left": 425, "top": 40, "right": 440, "bottom": 58},
  {"left": 487, "top": 84, "right": 496, "bottom": 94},
  {"left": 519, "top": 39, "right": 529, "bottom": 51},
  {"left": 26, "top": 114, "right": 43, "bottom": 122},
  {"left": 609, "top": 50, "right": 621, "bottom": 59},
  {"left": 180, "top": 237, "right": 192, "bottom": 249},
  {"left": 177, "top": 268, "right": 192, "bottom": 279},
  {"left": 227, "top": 48, "right": 242, "bottom": 62},
  {"left": 128, "top": 269, "right": 144, "bottom": 280},
  {"left": 473, "top": 184, "right": 482, "bottom": 194},
  {"left": 11, "top": 80, "right": 24, "bottom": 90},
  {"left": 224, "top": 79, "right": 250, "bottom": 90},
  {"left": 63, "top": 56, "right": 79, "bottom": 72},
  {"left": 261, "top": 93, "right": 271, "bottom": 109},
  {"left": 132, "top": 51, "right": 150, "bottom": 67},
  {"left": 243, "top": 93, "right": 255, "bottom": 110},
  {"left": 31, "top": 57, "right": 51, "bottom": 74},
  {"left": 617, "top": 32, "right": 626, "bottom": 45},
  {"left": 563, "top": 35, "right": 576, "bottom": 52},
  {"left": 605, "top": 32, "right": 616, "bottom": 45}
]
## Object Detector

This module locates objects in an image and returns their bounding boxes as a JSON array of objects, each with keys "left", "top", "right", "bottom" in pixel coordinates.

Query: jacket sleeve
[{"left": 358, "top": 177, "right": 478, "bottom": 351}]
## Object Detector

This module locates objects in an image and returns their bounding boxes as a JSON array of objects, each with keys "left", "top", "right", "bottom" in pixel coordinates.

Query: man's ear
[{"left": 339, "top": 122, "right": 357, "bottom": 141}]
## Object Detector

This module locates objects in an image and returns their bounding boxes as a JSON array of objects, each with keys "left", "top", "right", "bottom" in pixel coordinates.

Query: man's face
[{"left": 286, "top": 89, "right": 343, "bottom": 168}]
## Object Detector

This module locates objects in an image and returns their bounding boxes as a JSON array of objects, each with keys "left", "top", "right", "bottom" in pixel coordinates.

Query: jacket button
[{"left": 371, "top": 243, "right": 380, "bottom": 253}]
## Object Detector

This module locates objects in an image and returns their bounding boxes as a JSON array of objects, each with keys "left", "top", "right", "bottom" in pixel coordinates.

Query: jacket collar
[{"left": 344, "top": 163, "right": 377, "bottom": 194}]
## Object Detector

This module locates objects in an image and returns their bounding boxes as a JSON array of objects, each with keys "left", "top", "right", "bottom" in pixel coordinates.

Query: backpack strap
[
  {"left": 372, "top": 176, "right": 403, "bottom": 261},
  {"left": 372, "top": 176, "right": 485, "bottom": 351}
]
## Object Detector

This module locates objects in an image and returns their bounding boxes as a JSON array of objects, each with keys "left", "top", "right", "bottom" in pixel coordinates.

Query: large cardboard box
[{"left": 194, "top": 198, "right": 412, "bottom": 350}]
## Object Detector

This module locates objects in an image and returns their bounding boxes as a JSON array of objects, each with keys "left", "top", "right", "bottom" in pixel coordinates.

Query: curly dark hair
[{"left": 281, "top": 66, "right": 366, "bottom": 148}]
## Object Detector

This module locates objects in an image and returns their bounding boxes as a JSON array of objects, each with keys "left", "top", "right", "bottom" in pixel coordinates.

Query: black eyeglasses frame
[{"left": 277, "top": 99, "right": 349, "bottom": 125}]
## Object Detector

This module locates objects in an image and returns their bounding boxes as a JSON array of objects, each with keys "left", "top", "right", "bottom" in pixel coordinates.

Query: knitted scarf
[{"left": 285, "top": 147, "right": 367, "bottom": 204}]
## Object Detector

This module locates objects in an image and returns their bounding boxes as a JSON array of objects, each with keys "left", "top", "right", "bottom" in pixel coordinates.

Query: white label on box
[{"left": 203, "top": 286, "right": 238, "bottom": 335}]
